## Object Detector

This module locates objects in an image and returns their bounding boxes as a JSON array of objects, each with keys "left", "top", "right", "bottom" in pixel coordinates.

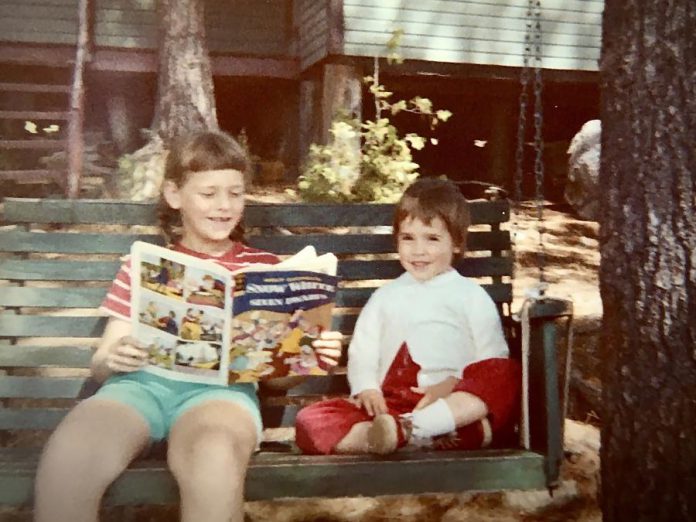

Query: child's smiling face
[
  {"left": 397, "top": 215, "right": 458, "bottom": 282},
  {"left": 164, "top": 168, "right": 245, "bottom": 255}
]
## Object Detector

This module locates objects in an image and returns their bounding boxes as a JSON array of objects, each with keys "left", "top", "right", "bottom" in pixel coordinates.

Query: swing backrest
[
  {"left": 0, "top": 197, "right": 571, "bottom": 504},
  {"left": 0, "top": 198, "right": 512, "bottom": 435}
]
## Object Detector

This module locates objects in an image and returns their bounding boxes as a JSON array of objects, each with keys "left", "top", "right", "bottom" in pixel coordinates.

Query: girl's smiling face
[
  {"left": 397, "top": 215, "right": 458, "bottom": 282},
  {"left": 163, "top": 168, "right": 245, "bottom": 256}
]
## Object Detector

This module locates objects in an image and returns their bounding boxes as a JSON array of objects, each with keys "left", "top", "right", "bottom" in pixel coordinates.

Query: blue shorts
[{"left": 94, "top": 371, "right": 262, "bottom": 442}]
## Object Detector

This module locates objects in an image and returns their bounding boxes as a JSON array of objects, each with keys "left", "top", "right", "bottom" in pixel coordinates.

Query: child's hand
[
  {"left": 105, "top": 336, "right": 149, "bottom": 373},
  {"left": 411, "top": 376, "right": 459, "bottom": 410},
  {"left": 311, "top": 330, "right": 343, "bottom": 369},
  {"left": 355, "top": 389, "right": 388, "bottom": 417}
]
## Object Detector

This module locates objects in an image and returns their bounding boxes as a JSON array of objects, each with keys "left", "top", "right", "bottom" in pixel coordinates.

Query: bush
[{"left": 297, "top": 35, "right": 451, "bottom": 203}]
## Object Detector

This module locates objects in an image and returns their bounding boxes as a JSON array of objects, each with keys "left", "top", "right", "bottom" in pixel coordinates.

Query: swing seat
[{"left": 0, "top": 197, "right": 570, "bottom": 507}]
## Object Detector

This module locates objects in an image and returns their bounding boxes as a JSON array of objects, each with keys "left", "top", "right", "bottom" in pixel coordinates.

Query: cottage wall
[
  {"left": 0, "top": 0, "right": 293, "bottom": 57},
  {"left": 294, "top": 0, "right": 333, "bottom": 70},
  {"left": 340, "top": 0, "right": 603, "bottom": 71}
]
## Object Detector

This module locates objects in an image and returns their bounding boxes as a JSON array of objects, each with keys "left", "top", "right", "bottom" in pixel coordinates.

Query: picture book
[{"left": 129, "top": 242, "right": 339, "bottom": 385}]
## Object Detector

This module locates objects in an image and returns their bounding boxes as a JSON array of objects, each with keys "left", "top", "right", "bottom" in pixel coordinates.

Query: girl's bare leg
[
  {"left": 334, "top": 421, "right": 372, "bottom": 453},
  {"left": 167, "top": 401, "right": 258, "bottom": 522},
  {"left": 34, "top": 398, "right": 151, "bottom": 522}
]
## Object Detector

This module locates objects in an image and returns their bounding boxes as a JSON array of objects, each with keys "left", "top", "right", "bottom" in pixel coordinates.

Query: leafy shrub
[{"left": 297, "top": 34, "right": 451, "bottom": 203}]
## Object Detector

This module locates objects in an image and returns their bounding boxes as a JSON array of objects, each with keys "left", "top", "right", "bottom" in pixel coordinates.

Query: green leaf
[
  {"left": 386, "top": 28, "right": 404, "bottom": 51},
  {"left": 436, "top": 110, "right": 453, "bottom": 121},
  {"left": 391, "top": 100, "right": 407, "bottom": 115},
  {"left": 387, "top": 53, "right": 404, "bottom": 65},
  {"left": 411, "top": 97, "right": 433, "bottom": 114},
  {"left": 405, "top": 134, "right": 426, "bottom": 150}
]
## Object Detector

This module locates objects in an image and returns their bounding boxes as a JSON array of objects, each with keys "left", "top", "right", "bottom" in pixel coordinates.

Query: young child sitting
[{"left": 295, "top": 178, "right": 520, "bottom": 454}]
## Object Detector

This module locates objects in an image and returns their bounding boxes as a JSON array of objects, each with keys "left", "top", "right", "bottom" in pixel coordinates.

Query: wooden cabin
[{"left": 0, "top": 0, "right": 602, "bottom": 197}]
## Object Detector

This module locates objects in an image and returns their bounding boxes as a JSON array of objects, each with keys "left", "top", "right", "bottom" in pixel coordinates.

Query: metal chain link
[
  {"left": 514, "top": 3, "right": 532, "bottom": 205},
  {"left": 532, "top": 1, "right": 546, "bottom": 284},
  {"left": 514, "top": 0, "right": 546, "bottom": 286}
]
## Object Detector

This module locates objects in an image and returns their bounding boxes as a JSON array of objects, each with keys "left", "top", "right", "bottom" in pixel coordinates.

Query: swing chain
[
  {"left": 514, "top": 0, "right": 546, "bottom": 286},
  {"left": 531, "top": 1, "right": 546, "bottom": 285},
  {"left": 514, "top": 3, "right": 576, "bottom": 460},
  {"left": 513, "top": 5, "right": 532, "bottom": 206}
]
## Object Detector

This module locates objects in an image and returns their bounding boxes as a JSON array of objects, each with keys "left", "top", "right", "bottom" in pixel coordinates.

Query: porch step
[
  {"left": 0, "top": 82, "right": 71, "bottom": 94},
  {"left": 0, "top": 110, "right": 70, "bottom": 120},
  {"left": 0, "top": 139, "right": 65, "bottom": 150},
  {"left": 0, "top": 170, "right": 64, "bottom": 184},
  {"left": 0, "top": 75, "right": 75, "bottom": 194}
]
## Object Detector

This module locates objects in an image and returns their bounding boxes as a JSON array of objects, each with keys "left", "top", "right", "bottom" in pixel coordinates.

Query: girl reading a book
[
  {"left": 295, "top": 178, "right": 521, "bottom": 455},
  {"left": 34, "top": 130, "right": 343, "bottom": 522}
]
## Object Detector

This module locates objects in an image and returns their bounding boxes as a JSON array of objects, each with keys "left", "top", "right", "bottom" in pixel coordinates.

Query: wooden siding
[
  {"left": 0, "top": 0, "right": 293, "bottom": 57},
  {"left": 0, "top": 0, "right": 78, "bottom": 46},
  {"left": 295, "top": 0, "right": 333, "bottom": 70},
  {"left": 341, "top": 0, "right": 603, "bottom": 71}
]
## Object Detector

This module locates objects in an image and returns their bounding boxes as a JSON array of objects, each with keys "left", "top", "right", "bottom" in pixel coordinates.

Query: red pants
[{"left": 295, "top": 343, "right": 520, "bottom": 455}]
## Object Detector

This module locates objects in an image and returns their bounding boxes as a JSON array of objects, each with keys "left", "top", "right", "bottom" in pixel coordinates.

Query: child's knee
[{"left": 169, "top": 420, "right": 256, "bottom": 481}]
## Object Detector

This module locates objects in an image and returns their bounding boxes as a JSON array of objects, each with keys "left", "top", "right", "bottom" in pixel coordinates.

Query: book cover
[
  {"left": 129, "top": 242, "right": 338, "bottom": 385},
  {"left": 228, "top": 269, "right": 339, "bottom": 383}
]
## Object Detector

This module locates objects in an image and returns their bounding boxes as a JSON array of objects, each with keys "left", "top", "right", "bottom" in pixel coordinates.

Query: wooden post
[
  {"left": 298, "top": 64, "right": 363, "bottom": 177},
  {"left": 66, "top": 0, "right": 90, "bottom": 198},
  {"left": 298, "top": 78, "right": 319, "bottom": 165},
  {"left": 320, "top": 63, "right": 362, "bottom": 145}
]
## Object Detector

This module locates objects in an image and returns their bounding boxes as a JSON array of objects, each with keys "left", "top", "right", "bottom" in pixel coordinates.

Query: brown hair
[
  {"left": 393, "top": 178, "right": 471, "bottom": 255},
  {"left": 157, "top": 130, "right": 250, "bottom": 243}
]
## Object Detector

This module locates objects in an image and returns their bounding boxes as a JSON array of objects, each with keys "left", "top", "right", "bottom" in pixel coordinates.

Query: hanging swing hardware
[
  {"left": 511, "top": 3, "right": 575, "bottom": 484},
  {"left": 514, "top": 0, "right": 547, "bottom": 285},
  {"left": 515, "top": 293, "right": 574, "bottom": 496},
  {"left": 521, "top": 281, "right": 549, "bottom": 301}
]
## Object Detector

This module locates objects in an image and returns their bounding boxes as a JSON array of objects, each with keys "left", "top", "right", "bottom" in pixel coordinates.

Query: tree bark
[
  {"left": 599, "top": 1, "right": 696, "bottom": 521},
  {"left": 152, "top": 0, "right": 218, "bottom": 143},
  {"left": 122, "top": 0, "right": 218, "bottom": 199}
]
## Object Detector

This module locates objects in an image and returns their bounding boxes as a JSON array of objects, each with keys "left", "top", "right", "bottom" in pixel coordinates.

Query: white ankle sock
[{"left": 410, "top": 398, "right": 456, "bottom": 439}]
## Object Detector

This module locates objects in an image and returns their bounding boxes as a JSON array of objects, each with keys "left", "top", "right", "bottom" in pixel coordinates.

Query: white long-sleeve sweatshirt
[{"left": 347, "top": 269, "right": 508, "bottom": 396}]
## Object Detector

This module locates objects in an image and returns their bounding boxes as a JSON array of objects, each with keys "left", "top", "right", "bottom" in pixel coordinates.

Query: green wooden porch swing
[{"left": 0, "top": 0, "right": 574, "bottom": 509}]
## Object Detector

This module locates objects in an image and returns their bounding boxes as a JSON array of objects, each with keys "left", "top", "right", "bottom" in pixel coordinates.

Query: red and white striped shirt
[{"left": 100, "top": 242, "right": 280, "bottom": 321}]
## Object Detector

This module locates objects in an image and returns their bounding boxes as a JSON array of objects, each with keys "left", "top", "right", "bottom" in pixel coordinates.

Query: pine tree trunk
[
  {"left": 152, "top": 0, "right": 218, "bottom": 143},
  {"left": 599, "top": 1, "right": 696, "bottom": 520},
  {"left": 121, "top": 0, "right": 218, "bottom": 199}
]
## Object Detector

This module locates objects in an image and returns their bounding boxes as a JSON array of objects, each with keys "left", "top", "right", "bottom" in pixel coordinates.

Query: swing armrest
[{"left": 523, "top": 297, "right": 573, "bottom": 490}]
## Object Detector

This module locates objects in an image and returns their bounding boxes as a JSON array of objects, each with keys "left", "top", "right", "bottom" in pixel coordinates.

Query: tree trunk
[
  {"left": 121, "top": 0, "right": 218, "bottom": 200},
  {"left": 152, "top": 0, "right": 218, "bottom": 142},
  {"left": 599, "top": 1, "right": 696, "bottom": 521}
]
